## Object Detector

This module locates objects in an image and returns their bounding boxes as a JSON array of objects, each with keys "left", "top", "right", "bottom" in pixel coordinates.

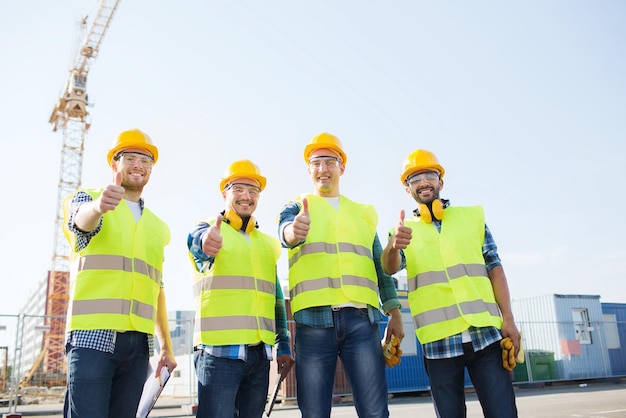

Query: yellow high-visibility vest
[
  {"left": 403, "top": 206, "right": 502, "bottom": 344},
  {"left": 190, "top": 217, "right": 280, "bottom": 347},
  {"left": 288, "top": 194, "right": 380, "bottom": 314},
  {"left": 63, "top": 189, "right": 170, "bottom": 334}
]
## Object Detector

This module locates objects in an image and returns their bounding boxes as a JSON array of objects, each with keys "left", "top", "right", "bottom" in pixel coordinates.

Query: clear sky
[{"left": 1, "top": 1, "right": 625, "bottom": 316}]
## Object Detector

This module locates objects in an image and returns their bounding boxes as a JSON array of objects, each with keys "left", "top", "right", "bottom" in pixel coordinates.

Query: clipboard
[
  {"left": 136, "top": 364, "right": 171, "bottom": 418},
  {"left": 265, "top": 363, "right": 288, "bottom": 417}
]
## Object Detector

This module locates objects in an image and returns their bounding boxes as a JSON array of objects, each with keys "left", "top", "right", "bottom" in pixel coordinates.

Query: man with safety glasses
[
  {"left": 381, "top": 148, "right": 520, "bottom": 418},
  {"left": 278, "top": 132, "right": 404, "bottom": 417},
  {"left": 187, "top": 159, "right": 294, "bottom": 418},
  {"left": 62, "top": 129, "right": 177, "bottom": 418}
]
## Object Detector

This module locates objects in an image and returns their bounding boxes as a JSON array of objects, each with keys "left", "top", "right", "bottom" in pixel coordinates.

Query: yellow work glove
[
  {"left": 500, "top": 337, "right": 516, "bottom": 371},
  {"left": 382, "top": 334, "right": 402, "bottom": 368}
]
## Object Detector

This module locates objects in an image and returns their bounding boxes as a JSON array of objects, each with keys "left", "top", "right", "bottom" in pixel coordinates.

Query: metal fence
[{"left": 1, "top": 313, "right": 625, "bottom": 415}]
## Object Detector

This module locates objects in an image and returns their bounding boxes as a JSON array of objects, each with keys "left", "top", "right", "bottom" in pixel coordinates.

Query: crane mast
[{"left": 37, "top": 0, "right": 121, "bottom": 381}]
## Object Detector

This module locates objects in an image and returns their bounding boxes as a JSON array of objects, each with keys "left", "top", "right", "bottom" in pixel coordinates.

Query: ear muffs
[
  {"left": 419, "top": 199, "right": 444, "bottom": 223},
  {"left": 223, "top": 210, "right": 257, "bottom": 233}
]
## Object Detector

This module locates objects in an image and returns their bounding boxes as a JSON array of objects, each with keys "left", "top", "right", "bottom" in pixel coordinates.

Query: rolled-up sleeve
[{"left": 373, "top": 233, "right": 402, "bottom": 314}]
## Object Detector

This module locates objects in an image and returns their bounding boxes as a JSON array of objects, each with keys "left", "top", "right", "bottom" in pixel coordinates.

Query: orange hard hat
[
  {"left": 107, "top": 129, "right": 159, "bottom": 165},
  {"left": 400, "top": 149, "right": 445, "bottom": 184},
  {"left": 220, "top": 159, "right": 267, "bottom": 192},
  {"left": 303, "top": 132, "right": 347, "bottom": 165}
]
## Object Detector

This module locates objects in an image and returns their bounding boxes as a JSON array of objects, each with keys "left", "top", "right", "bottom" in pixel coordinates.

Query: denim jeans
[
  {"left": 295, "top": 308, "right": 389, "bottom": 418},
  {"left": 64, "top": 331, "right": 149, "bottom": 418},
  {"left": 424, "top": 341, "right": 518, "bottom": 418},
  {"left": 194, "top": 344, "right": 270, "bottom": 418}
]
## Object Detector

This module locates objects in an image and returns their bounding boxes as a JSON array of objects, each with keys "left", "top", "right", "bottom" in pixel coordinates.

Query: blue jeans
[
  {"left": 64, "top": 331, "right": 149, "bottom": 418},
  {"left": 194, "top": 345, "right": 270, "bottom": 418},
  {"left": 295, "top": 308, "right": 389, "bottom": 418},
  {"left": 424, "top": 341, "right": 518, "bottom": 418}
]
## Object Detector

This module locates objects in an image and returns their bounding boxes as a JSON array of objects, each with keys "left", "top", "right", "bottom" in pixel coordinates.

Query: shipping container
[
  {"left": 600, "top": 302, "right": 626, "bottom": 376},
  {"left": 512, "top": 294, "right": 612, "bottom": 381}
]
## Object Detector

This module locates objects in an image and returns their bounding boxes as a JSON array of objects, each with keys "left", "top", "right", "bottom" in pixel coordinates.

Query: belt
[
  {"left": 331, "top": 306, "right": 368, "bottom": 312},
  {"left": 331, "top": 303, "right": 368, "bottom": 312}
]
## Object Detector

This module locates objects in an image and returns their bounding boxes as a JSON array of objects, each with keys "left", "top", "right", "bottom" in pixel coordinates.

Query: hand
[
  {"left": 391, "top": 210, "right": 412, "bottom": 250},
  {"left": 202, "top": 214, "right": 223, "bottom": 257},
  {"left": 383, "top": 308, "right": 405, "bottom": 344},
  {"left": 276, "top": 354, "right": 295, "bottom": 376},
  {"left": 95, "top": 171, "right": 124, "bottom": 214},
  {"left": 500, "top": 337, "right": 516, "bottom": 371},
  {"left": 501, "top": 317, "right": 521, "bottom": 358},
  {"left": 382, "top": 334, "right": 403, "bottom": 368},
  {"left": 291, "top": 198, "right": 311, "bottom": 243},
  {"left": 156, "top": 349, "right": 177, "bottom": 377}
]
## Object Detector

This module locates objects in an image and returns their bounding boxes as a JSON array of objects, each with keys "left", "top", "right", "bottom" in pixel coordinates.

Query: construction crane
[{"left": 23, "top": 0, "right": 122, "bottom": 386}]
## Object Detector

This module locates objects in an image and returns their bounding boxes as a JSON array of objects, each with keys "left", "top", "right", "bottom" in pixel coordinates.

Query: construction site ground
[{"left": 1, "top": 379, "right": 625, "bottom": 418}]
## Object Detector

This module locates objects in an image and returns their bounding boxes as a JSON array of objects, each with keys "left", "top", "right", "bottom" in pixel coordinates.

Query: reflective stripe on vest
[
  {"left": 290, "top": 274, "right": 378, "bottom": 297},
  {"left": 72, "top": 298, "right": 154, "bottom": 321},
  {"left": 288, "top": 194, "right": 380, "bottom": 313},
  {"left": 199, "top": 316, "right": 274, "bottom": 333},
  {"left": 193, "top": 275, "right": 275, "bottom": 298},
  {"left": 191, "top": 217, "right": 280, "bottom": 347},
  {"left": 289, "top": 242, "right": 372, "bottom": 268},
  {"left": 403, "top": 206, "right": 502, "bottom": 344},
  {"left": 78, "top": 254, "right": 162, "bottom": 285},
  {"left": 407, "top": 263, "right": 488, "bottom": 291},
  {"left": 413, "top": 299, "right": 501, "bottom": 329}
]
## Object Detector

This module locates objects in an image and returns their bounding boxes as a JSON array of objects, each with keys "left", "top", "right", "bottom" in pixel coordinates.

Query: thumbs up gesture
[
  {"left": 291, "top": 198, "right": 310, "bottom": 242},
  {"left": 95, "top": 171, "right": 125, "bottom": 214},
  {"left": 284, "top": 198, "right": 310, "bottom": 247},
  {"left": 391, "top": 210, "right": 412, "bottom": 250},
  {"left": 202, "top": 214, "right": 223, "bottom": 257}
]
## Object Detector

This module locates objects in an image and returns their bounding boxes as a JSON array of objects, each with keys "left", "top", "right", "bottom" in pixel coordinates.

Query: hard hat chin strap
[{"left": 417, "top": 199, "right": 445, "bottom": 223}]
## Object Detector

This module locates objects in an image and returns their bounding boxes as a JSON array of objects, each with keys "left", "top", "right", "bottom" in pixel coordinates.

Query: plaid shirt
[
  {"left": 278, "top": 199, "right": 402, "bottom": 327},
  {"left": 400, "top": 200, "right": 503, "bottom": 359},
  {"left": 65, "top": 191, "right": 156, "bottom": 356},
  {"left": 188, "top": 221, "right": 292, "bottom": 361}
]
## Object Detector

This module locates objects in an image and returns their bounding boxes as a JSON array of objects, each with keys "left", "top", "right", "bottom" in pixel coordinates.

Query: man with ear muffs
[
  {"left": 381, "top": 149, "right": 520, "bottom": 418},
  {"left": 187, "top": 159, "right": 294, "bottom": 418}
]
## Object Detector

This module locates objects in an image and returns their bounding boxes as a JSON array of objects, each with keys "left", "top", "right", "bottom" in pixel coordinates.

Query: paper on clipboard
[{"left": 136, "top": 364, "right": 170, "bottom": 418}]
